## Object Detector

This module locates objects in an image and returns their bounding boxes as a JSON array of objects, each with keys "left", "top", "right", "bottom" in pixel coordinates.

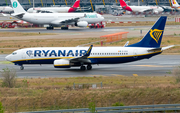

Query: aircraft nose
[
  {"left": 101, "top": 16, "right": 104, "bottom": 20},
  {"left": 98, "top": 14, "right": 104, "bottom": 20},
  {"left": 5, "top": 55, "right": 11, "bottom": 61}
]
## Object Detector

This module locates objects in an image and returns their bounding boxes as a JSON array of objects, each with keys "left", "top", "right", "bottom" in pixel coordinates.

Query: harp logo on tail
[{"left": 150, "top": 29, "right": 163, "bottom": 43}]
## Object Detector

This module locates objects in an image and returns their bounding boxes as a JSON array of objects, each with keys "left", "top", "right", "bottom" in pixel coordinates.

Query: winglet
[
  {"left": 84, "top": 45, "right": 93, "bottom": 56},
  {"left": 124, "top": 41, "right": 129, "bottom": 47}
]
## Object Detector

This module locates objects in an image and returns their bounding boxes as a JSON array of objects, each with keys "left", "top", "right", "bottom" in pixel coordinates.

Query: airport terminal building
[{"left": 0, "top": 0, "right": 179, "bottom": 9}]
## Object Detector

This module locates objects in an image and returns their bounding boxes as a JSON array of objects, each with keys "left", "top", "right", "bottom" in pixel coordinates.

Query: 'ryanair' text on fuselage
[{"left": 28, "top": 50, "right": 87, "bottom": 57}]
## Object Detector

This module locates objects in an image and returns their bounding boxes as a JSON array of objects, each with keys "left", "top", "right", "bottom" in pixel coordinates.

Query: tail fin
[
  {"left": 127, "top": 16, "right": 167, "bottom": 48},
  {"left": 119, "top": 0, "right": 128, "bottom": 7},
  {"left": 68, "top": 0, "right": 80, "bottom": 12},
  {"left": 171, "top": 0, "right": 180, "bottom": 7},
  {"left": 72, "top": 0, "right": 80, "bottom": 8},
  {"left": 10, "top": 0, "right": 26, "bottom": 14}
]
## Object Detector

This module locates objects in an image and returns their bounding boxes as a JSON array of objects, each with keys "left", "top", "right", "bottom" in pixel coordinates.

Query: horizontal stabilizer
[
  {"left": 148, "top": 45, "right": 175, "bottom": 52},
  {"left": 11, "top": 13, "right": 25, "bottom": 18},
  {"left": 148, "top": 48, "right": 161, "bottom": 52},
  {"left": 162, "top": 45, "right": 175, "bottom": 50},
  {"left": 1, "top": 13, "right": 7, "bottom": 17}
]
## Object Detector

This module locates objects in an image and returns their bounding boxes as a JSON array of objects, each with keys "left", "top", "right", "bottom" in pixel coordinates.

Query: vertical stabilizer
[
  {"left": 119, "top": 0, "right": 128, "bottom": 7},
  {"left": 72, "top": 0, "right": 80, "bottom": 8},
  {"left": 171, "top": 0, "right": 180, "bottom": 7},
  {"left": 68, "top": 0, "right": 80, "bottom": 12},
  {"left": 10, "top": 0, "right": 26, "bottom": 13},
  {"left": 127, "top": 16, "right": 167, "bottom": 48}
]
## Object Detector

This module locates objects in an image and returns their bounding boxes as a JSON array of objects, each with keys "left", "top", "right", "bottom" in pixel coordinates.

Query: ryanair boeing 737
[{"left": 5, "top": 16, "right": 174, "bottom": 70}]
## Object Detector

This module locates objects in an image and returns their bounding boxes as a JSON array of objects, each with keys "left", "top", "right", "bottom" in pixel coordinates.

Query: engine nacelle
[
  {"left": 75, "top": 21, "right": 88, "bottom": 27},
  {"left": 153, "top": 10, "right": 158, "bottom": 14},
  {"left": 54, "top": 59, "right": 70, "bottom": 68}
]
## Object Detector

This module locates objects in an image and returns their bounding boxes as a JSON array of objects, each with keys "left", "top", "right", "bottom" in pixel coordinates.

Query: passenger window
[{"left": 12, "top": 52, "right": 17, "bottom": 55}]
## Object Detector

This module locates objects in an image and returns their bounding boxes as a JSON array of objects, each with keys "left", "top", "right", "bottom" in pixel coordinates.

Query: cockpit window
[{"left": 12, "top": 52, "right": 17, "bottom": 55}]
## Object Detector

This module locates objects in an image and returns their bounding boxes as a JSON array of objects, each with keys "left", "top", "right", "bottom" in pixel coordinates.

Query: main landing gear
[
  {"left": 80, "top": 64, "right": 92, "bottom": 71},
  {"left": 61, "top": 27, "right": 69, "bottom": 30},
  {"left": 20, "top": 65, "right": 24, "bottom": 70},
  {"left": 46, "top": 26, "right": 54, "bottom": 30}
]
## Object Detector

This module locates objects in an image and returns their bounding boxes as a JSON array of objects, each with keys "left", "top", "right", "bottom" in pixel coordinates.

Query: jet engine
[
  {"left": 75, "top": 21, "right": 88, "bottom": 27},
  {"left": 54, "top": 59, "right": 71, "bottom": 68},
  {"left": 153, "top": 10, "right": 158, "bottom": 14}
]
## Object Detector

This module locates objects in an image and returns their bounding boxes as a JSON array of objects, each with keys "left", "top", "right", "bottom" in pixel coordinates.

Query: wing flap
[{"left": 50, "top": 14, "right": 86, "bottom": 25}]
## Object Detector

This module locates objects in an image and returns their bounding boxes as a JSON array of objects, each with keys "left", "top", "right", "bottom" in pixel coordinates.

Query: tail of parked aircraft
[
  {"left": 171, "top": 0, "right": 180, "bottom": 7},
  {"left": 10, "top": 0, "right": 26, "bottom": 13},
  {"left": 119, "top": 0, "right": 128, "bottom": 7},
  {"left": 72, "top": 0, "right": 80, "bottom": 8},
  {"left": 68, "top": 0, "right": 80, "bottom": 12},
  {"left": 127, "top": 16, "right": 167, "bottom": 48}
]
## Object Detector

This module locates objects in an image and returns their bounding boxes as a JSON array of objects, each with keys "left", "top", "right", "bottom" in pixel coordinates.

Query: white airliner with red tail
[
  {"left": 119, "top": 0, "right": 164, "bottom": 14},
  {"left": 171, "top": 0, "right": 180, "bottom": 10},
  {"left": 9, "top": 0, "right": 104, "bottom": 30},
  {"left": 27, "top": 0, "right": 80, "bottom": 13}
]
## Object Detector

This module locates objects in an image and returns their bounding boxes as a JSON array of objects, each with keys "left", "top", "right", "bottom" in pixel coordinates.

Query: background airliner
[
  {"left": 27, "top": 0, "right": 80, "bottom": 13},
  {"left": 119, "top": 0, "right": 164, "bottom": 14},
  {"left": 0, "top": 6, "right": 13, "bottom": 13},
  {"left": 9, "top": 0, "right": 104, "bottom": 30},
  {"left": 171, "top": 0, "right": 180, "bottom": 10},
  {"left": 5, "top": 16, "right": 174, "bottom": 71}
]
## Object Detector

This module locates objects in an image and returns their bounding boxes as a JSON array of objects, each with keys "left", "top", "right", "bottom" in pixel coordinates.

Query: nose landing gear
[{"left": 20, "top": 65, "right": 24, "bottom": 70}]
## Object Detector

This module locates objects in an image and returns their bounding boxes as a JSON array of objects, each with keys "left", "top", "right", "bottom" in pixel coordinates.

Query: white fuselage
[
  {"left": 0, "top": 6, "right": 13, "bottom": 13},
  {"left": 27, "top": 7, "right": 71, "bottom": 13},
  {"left": 126, "top": 6, "right": 164, "bottom": 13},
  {"left": 5, "top": 46, "right": 161, "bottom": 65},
  {"left": 15, "top": 13, "right": 104, "bottom": 26}
]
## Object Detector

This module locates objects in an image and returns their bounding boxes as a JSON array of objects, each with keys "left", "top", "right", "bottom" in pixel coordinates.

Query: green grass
[{"left": 0, "top": 76, "right": 180, "bottom": 112}]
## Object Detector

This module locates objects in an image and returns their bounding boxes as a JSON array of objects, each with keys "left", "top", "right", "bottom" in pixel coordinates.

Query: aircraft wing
[
  {"left": 139, "top": 8, "right": 153, "bottom": 13},
  {"left": 50, "top": 14, "right": 86, "bottom": 25},
  {"left": 69, "top": 45, "right": 93, "bottom": 63}
]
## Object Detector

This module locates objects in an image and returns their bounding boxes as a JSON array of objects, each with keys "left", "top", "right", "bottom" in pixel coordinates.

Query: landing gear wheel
[
  {"left": 46, "top": 27, "right": 54, "bottom": 30},
  {"left": 87, "top": 65, "right": 92, "bottom": 70},
  {"left": 80, "top": 66, "right": 86, "bottom": 70},
  {"left": 61, "top": 27, "right": 68, "bottom": 30},
  {"left": 20, "top": 66, "right": 24, "bottom": 70}
]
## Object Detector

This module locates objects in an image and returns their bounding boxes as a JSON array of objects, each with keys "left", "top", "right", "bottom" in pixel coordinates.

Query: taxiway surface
[{"left": 0, "top": 55, "right": 179, "bottom": 78}]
